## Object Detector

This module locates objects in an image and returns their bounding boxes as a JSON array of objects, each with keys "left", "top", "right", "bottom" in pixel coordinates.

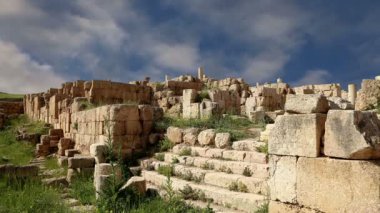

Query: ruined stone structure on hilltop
[{"left": 20, "top": 67, "right": 380, "bottom": 213}]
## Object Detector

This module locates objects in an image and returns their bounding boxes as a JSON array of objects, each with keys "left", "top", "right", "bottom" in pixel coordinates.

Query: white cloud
[
  {"left": 294, "top": 69, "right": 331, "bottom": 86},
  {"left": 150, "top": 43, "right": 199, "bottom": 72},
  {"left": 243, "top": 51, "right": 290, "bottom": 83},
  {"left": 0, "top": 40, "right": 66, "bottom": 93}
]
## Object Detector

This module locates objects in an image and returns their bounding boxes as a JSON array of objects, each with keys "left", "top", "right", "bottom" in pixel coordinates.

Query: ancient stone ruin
[{"left": 3, "top": 67, "right": 380, "bottom": 212}]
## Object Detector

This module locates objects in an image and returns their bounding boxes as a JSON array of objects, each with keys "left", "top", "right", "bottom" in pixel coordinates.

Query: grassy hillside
[{"left": 0, "top": 92, "right": 24, "bottom": 100}]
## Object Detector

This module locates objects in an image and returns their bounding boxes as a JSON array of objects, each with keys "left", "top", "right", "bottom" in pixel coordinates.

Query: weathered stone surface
[
  {"left": 269, "top": 114, "right": 326, "bottom": 157},
  {"left": 355, "top": 79, "right": 380, "bottom": 110},
  {"left": 327, "top": 97, "right": 354, "bottom": 110},
  {"left": 214, "top": 133, "right": 231, "bottom": 148},
  {"left": 68, "top": 156, "right": 95, "bottom": 168},
  {"left": 167, "top": 126, "right": 183, "bottom": 144},
  {"left": 120, "top": 176, "right": 146, "bottom": 196},
  {"left": 269, "top": 201, "right": 318, "bottom": 213},
  {"left": 285, "top": 94, "right": 329, "bottom": 114},
  {"left": 324, "top": 110, "right": 380, "bottom": 159},
  {"left": 197, "top": 129, "right": 216, "bottom": 146},
  {"left": 232, "top": 139, "right": 266, "bottom": 151},
  {"left": 65, "top": 149, "right": 80, "bottom": 157},
  {"left": 269, "top": 155, "right": 297, "bottom": 203},
  {"left": 297, "top": 157, "right": 380, "bottom": 213},
  {"left": 183, "top": 128, "right": 199, "bottom": 145},
  {"left": 90, "top": 142, "right": 108, "bottom": 164}
]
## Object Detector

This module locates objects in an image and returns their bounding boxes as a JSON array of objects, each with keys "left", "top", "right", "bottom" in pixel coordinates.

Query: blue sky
[{"left": 0, "top": 0, "right": 379, "bottom": 93}]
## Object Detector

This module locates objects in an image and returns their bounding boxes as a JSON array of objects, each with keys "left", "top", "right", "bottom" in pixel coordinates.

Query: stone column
[
  {"left": 165, "top": 75, "right": 169, "bottom": 83},
  {"left": 198, "top": 67, "right": 204, "bottom": 80},
  {"left": 277, "top": 78, "right": 283, "bottom": 83},
  {"left": 348, "top": 84, "right": 356, "bottom": 105}
]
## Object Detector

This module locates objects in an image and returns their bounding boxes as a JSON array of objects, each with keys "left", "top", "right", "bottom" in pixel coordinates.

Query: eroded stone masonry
[{"left": 21, "top": 68, "right": 380, "bottom": 212}]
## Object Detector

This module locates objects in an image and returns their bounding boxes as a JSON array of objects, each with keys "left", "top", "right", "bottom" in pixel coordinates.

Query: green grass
[
  {"left": 254, "top": 203, "right": 269, "bottom": 213},
  {"left": 157, "top": 165, "right": 174, "bottom": 177},
  {"left": 0, "top": 177, "right": 71, "bottom": 213},
  {"left": 69, "top": 175, "right": 96, "bottom": 205},
  {"left": 154, "top": 115, "right": 263, "bottom": 141},
  {"left": 0, "top": 115, "right": 49, "bottom": 165},
  {"left": 159, "top": 137, "right": 173, "bottom": 152},
  {"left": 0, "top": 93, "right": 24, "bottom": 100},
  {"left": 0, "top": 128, "right": 34, "bottom": 165}
]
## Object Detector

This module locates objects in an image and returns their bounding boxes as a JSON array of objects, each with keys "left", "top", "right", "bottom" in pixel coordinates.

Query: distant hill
[{"left": 0, "top": 92, "right": 24, "bottom": 100}]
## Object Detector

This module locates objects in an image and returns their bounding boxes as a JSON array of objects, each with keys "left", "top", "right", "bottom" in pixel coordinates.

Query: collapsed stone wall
[
  {"left": 24, "top": 80, "right": 156, "bottom": 157},
  {"left": 0, "top": 101, "right": 24, "bottom": 115},
  {"left": 293, "top": 83, "right": 341, "bottom": 97},
  {"left": 69, "top": 104, "right": 158, "bottom": 156},
  {"left": 355, "top": 79, "right": 380, "bottom": 110},
  {"left": 268, "top": 94, "right": 380, "bottom": 213}
]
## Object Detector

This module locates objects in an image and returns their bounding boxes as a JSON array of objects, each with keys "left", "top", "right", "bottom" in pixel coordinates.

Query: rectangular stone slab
[
  {"left": 269, "top": 114, "right": 326, "bottom": 157},
  {"left": 297, "top": 157, "right": 380, "bottom": 213}
]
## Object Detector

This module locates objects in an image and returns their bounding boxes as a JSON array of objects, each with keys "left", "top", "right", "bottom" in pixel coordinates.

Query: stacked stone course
[{"left": 268, "top": 94, "right": 380, "bottom": 213}]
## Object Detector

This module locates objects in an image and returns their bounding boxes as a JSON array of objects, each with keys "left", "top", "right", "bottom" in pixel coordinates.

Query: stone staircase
[
  {"left": 140, "top": 138, "right": 269, "bottom": 213},
  {"left": 30, "top": 157, "right": 96, "bottom": 213}
]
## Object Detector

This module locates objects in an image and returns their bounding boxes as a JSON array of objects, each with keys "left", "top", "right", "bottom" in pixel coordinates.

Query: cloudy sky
[{"left": 0, "top": 0, "right": 379, "bottom": 93}]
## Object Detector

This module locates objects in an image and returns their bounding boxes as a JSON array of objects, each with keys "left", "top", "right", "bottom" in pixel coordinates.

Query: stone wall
[
  {"left": 0, "top": 101, "right": 24, "bottom": 115},
  {"left": 68, "top": 104, "right": 157, "bottom": 156},
  {"left": 293, "top": 83, "right": 341, "bottom": 97},
  {"left": 268, "top": 94, "right": 380, "bottom": 213},
  {"left": 355, "top": 79, "right": 380, "bottom": 110}
]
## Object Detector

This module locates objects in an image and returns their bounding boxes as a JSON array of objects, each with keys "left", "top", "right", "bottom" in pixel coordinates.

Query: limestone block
[
  {"left": 327, "top": 97, "right": 354, "bottom": 110},
  {"left": 324, "top": 110, "right": 380, "bottom": 159},
  {"left": 110, "top": 105, "right": 139, "bottom": 121},
  {"left": 269, "top": 114, "right": 326, "bottom": 157},
  {"left": 183, "top": 128, "right": 199, "bottom": 145},
  {"left": 138, "top": 105, "right": 153, "bottom": 121},
  {"left": 355, "top": 79, "right": 380, "bottom": 110},
  {"left": 269, "top": 201, "right": 318, "bottom": 213},
  {"left": 167, "top": 126, "right": 183, "bottom": 144},
  {"left": 65, "top": 149, "right": 80, "bottom": 157},
  {"left": 285, "top": 94, "right": 329, "bottom": 114},
  {"left": 90, "top": 142, "right": 108, "bottom": 164},
  {"left": 183, "top": 89, "right": 197, "bottom": 105},
  {"left": 198, "top": 129, "right": 216, "bottom": 146},
  {"left": 142, "top": 121, "right": 153, "bottom": 133},
  {"left": 120, "top": 176, "right": 146, "bottom": 196},
  {"left": 68, "top": 156, "right": 95, "bottom": 168},
  {"left": 125, "top": 120, "right": 142, "bottom": 135},
  {"left": 214, "top": 133, "right": 231, "bottom": 148},
  {"left": 268, "top": 155, "right": 297, "bottom": 203},
  {"left": 49, "top": 129, "right": 64, "bottom": 138},
  {"left": 297, "top": 157, "right": 380, "bottom": 213},
  {"left": 183, "top": 103, "right": 200, "bottom": 119}
]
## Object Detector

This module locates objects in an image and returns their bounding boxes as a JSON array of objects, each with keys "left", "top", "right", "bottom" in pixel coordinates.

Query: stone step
[
  {"left": 186, "top": 200, "right": 245, "bottom": 213},
  {"left": 70, "top": 205, "right": 96, "bottom": 212},
  {"left": 142, "top": 170, "right": 267, "bottom": 213},
  {"left": 231, "top": 139, "right": 267, "bottom": 152},
  {"left": 150, "top": 161, "right": 268, "bottom": 195},
  {"left": 153, "top": 152, "right": 268, "bottom": 179},
  {"left": 172, "top": 144, "right": 267, "bottom": 164},
  {"left": 64, "top": 198, "right": 80, "bottom": 207}
]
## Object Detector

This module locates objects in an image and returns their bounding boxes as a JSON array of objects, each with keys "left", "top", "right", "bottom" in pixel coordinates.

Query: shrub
[
  {"left": 178, "top": 171, "right": 193, "bottom": 181},
  {"left": 201, "top": 162, "right": 214, "bottom": 170},
  {"left": 179, "top": 185, "right": 210, "bottom": 202},
  {"left": 0, "top": 178, "right": 70, "bottom": 213},
  {"left": 243, "top": 167, "right": 252, "bottom": 177},
  {"left": 228, "top": 181, "right": 248, "bottom": 193},
  {"left": 172, "top": 157, "right": 179, "bottom": 164},
  {"left": 254, "top": 203, "right": 269, "bottom": 213},
  {"left": 157, "top": 165, "right": 174, "bottom": 177},
  {"left": 179, "top": 147, "right": 192, "bottom": 156},
  {"left": 256, "top": 143, "right": 268, "bottom": 154},
  {"left": 155, "top": 153, "right": 165, "bottom": 161},
  {"left": 226, "top": 168, "right": 233, "bottom": 174},
  {"left": 159, "top": 137, "right": 173, "bottom": 152},
  {"left": 69, "top": 175, "right": 96, "bottom": 205}
]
